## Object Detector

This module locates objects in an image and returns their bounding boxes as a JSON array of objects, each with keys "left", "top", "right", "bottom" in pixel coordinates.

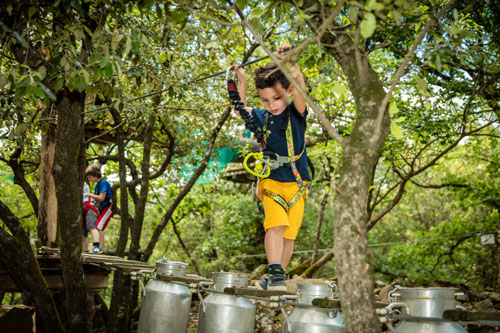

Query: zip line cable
[{"left": 82, "top": 55, "right": 270, "bottom": 115}]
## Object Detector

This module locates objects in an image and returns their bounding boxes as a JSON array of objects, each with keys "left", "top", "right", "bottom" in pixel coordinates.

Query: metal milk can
[
  {"left": 197, "top": 271, "right": 255, "bottom": 333},
  {"left": 387, "top": 286, "right": 467, "bottom": 333},
  {"left": 138, "top": 258, "right": 192, "bottom": 333},
  {"left": 282, "top": 283, "right": 345, "bottom": 333}
]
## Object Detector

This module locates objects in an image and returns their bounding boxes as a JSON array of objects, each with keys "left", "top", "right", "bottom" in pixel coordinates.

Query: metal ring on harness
[{"left": 243, "top": 152, "right": 271, "bottom": 178}]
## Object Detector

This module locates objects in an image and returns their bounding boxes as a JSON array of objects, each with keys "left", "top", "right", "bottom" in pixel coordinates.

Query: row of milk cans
[{"left": 137, "top": 259, "right": 467, "bottom": 333}]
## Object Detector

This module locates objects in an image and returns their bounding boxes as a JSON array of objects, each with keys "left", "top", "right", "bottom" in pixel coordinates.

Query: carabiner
[{"left": 243, "top": 152, "right": 271, "bottom": 178}]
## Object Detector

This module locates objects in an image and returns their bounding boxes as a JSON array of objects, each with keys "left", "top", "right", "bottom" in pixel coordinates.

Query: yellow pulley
[{"left": 243, "top": 152, "right": 271, "bottom": 178}]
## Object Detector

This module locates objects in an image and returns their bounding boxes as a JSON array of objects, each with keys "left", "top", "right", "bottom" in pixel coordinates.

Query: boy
[
  {"left": 232, "top": 45, "right": 310, "bottom": 290},
  {"left": 85, "top": 164, "right": 113, "bottom": 253}
]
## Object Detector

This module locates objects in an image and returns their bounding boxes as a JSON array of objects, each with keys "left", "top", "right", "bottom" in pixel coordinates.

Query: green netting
[{"left": 180, "top": 147, "right": 239, "bottom": 184}]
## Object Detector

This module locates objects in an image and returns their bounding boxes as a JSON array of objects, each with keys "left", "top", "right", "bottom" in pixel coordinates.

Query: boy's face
[
  {"left": 87, "top": 175, "right": 98, "bottom": 183},
  {"left": 257, "top": 83, "right": 292, "bottom": 116}
]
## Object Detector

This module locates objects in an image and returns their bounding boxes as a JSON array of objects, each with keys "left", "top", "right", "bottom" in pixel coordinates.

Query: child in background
[{"left": 85, "top": 164, "right": 113, "bottom": 254}]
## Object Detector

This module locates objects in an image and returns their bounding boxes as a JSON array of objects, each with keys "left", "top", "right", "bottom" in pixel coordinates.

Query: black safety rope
[{"left": 226, "top": 76, "right": 263, "bottom": 143}]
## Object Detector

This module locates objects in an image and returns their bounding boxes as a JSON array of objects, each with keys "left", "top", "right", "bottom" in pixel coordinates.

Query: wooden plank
[
  {"left": 223, "top": 287, "right": 291, "bottom": 297},
  {"left": 0, "top": 273, "right": 108, "bottom": 292},
  {"left": 311, "top": 298, "right": 389, "bottom": 309},
  {"left": 443, "top": 309, "right": 500, "bottom": 322},
  {"left": 156, "top": 275, "right": 211, "bottom": 285}
]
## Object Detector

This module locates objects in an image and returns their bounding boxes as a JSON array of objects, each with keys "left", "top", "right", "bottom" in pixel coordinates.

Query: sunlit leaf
[{"left": 360, "top": 13, "right": 376, "bottom": 39}]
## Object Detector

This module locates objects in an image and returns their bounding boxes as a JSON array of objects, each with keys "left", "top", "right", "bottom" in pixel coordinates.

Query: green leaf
[
  {"left": 83, "top": 69, "right": 91, "bottom": 84},
  {"left": 388, "top": 101, "right": 399, "bottom": 116},
  {"left": 54, "top": 77, "right": 64, "bottom": 91},
  {"left": 131, "top": 40, "right": 140, "bottom": 55},
  {"left": 33, "top": 86, "right": 45, "bottom": 99},
  {"left": 0, "top": 74, "right": 6, "bottom": 87},
  {"left": 348, "top": 6, "right": 359, "bottom": 23},
  {"left": 28, "top": 7, "right": 37, "bottom": 18},
  {"left": 360, "top": 13, "right": 376, "bottom": 39},
  {"left": 83, "top": 25, "right": 93, "bottom": 37},
  {"left": 13, "top": 31, "right": 29, "bottom": 48},
  {"left": 236, "top": 0, "right": 246, "bottom": 10},
  {"left": 41, "top": 122, "right": 50, "bottom": 133},
  {"left": 367, "top": 1, "right": 384, "bottom": 11},
  {"left": 416, "top": 78, "right": 427, "bottom": 94},
  {"left": 75, "top": 76, "right": 87, "bottom": 92},
  {"left": 104, "top": 63, "right": 113, "bottom": 79},
  {"left": 37, "top": 80, "right": 57, "bottom": 101},
  {"left": 158, "top": 52, "right": 168, "bottom": 64},
  {"left": 124, "top": 36, "right": 132, "bottom": 56},
  {"left": 171, "top": 10, "right": 188, "bottom": 23},
  {"left": 333, "top": 83, "right": 347, "bottom": 96},
  {"left": 37, "top": 66, "right": 47, "bottom": 80},
  {"left": 390, "top": 122, "right": 403, "bottom": 138}
]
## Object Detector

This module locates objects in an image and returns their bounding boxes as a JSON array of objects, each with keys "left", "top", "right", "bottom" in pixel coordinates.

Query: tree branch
[
  {"left": 143, "top": 106, "right": 232, "bottom": 261},
  {"left": 371, "top": 0, "right": 459, "bottom": 143}
]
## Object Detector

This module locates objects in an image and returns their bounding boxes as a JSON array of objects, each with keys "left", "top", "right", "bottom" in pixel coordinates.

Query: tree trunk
[
  {"left": 323, "top": 17, "right": 390, "bottom": 332},
  {"left": 496, "top": 207, "right": 500, "bottom": 290},
  {"left": 52, "top": 90, "right": 89, "bottom": 333},
  {"left": 38, "top": 113, "right": 58, "bottom": 246},
  {"left": 0, "top": 201, "right": 65, "bottom": 333},
  {"left": 106, "top": 108, "right": 131, "bottom": 333}
]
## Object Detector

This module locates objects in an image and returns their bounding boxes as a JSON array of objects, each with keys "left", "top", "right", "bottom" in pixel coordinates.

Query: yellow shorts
[{"left": 260, "top": 178, "right": 308, "bottom": 240}]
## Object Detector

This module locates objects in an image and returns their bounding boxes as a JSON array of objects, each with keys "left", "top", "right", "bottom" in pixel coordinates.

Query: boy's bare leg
[
  {"left": 264, "top": 226, "right": 286, "bottom": 264},
  {"left": 98, "top": 230, "right": 104, "bottom": 249},
  {"left": 89, "top": 228, "right": 100, "bottom": 244},
  {"left": 281, "top": 238, "right": 295, "bottom": 269}
]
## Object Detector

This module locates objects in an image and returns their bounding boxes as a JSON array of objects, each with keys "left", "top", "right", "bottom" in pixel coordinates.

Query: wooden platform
[{"left": 0, "top": 248, "right": 154, "bottom": 292}]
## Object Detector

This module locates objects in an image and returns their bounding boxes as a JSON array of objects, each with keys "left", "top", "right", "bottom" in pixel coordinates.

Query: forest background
[{"left": 0, "top": 0, "right": 499, "bottom": 332}]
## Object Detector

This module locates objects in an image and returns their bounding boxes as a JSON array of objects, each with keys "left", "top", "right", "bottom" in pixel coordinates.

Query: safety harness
[
  {"left": 259, "top": 111, "right": 311, "bottom": 213},
  {"left": 226, "top": 66, "right": 313, "bottom": 213},
  {"left": 82, "top": 196, "right": 99, "bottom": 226}
]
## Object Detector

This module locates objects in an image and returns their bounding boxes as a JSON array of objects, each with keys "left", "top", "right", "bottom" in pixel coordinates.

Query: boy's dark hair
[
  {"left": 85, "top": 164, "right": 102, "bottom": 178},
  {"left": 254, "top": 62, "right": 290, "bottom": 90}
]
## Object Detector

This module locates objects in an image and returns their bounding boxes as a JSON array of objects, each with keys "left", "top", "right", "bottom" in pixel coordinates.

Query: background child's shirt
[
  {"left": 94, "top": 179, "right": 112, "bottom": 210},
  {"left": 252, "top": 102, "right": 311, "bottom": 183}
]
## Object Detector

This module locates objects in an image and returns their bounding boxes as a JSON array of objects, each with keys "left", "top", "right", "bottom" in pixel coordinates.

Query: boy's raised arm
[
  {"left": 278, "top": 45, "right": 307, "bottom": 116},
  {"left": 231, "top": 65, "right": 253, "bottom": 117}
]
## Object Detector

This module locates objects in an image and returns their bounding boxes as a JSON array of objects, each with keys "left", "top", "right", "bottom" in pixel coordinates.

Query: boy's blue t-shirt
[
  {"left": 94, "top": 179, "right": 112, "bottom": 210},
  {"left": 252, "top": 102, "right": 311, "bottom": 183}
]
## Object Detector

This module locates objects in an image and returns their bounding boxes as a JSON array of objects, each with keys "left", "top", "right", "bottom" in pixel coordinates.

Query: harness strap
[
  {"left": 82, "top": 196, "right": 99, "bottom": 225},
  {"left": 263, "top": 182, "right": 311, "bottom": 213}
]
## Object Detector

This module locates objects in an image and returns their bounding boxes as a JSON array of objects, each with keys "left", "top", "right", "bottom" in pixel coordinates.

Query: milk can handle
[
  {"left": 385, "top": 302, "right": 409, "bottom": 333},
  {"left": 387, "top": 302, "right": 409, "bottom": 315},
  {"left": 326, "top": 281, "right": 338, "bottom": 296},
  {"left": 197, "top": 281, "right": 212, "bottom": 314},
  {"left": 280, "top": 299, "right": 292, "bottom": 333},
  {"left": 388, "top": 285, "right": 401, "bottom": 303}
]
